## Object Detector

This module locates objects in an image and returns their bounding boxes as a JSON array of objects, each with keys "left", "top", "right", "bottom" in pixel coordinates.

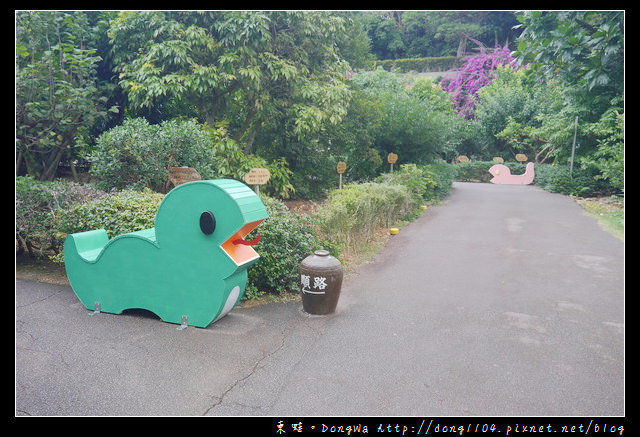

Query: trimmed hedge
[
  {"left": 55, "top": 188, "right": 164, "bottom": 240},
  {"left": 375, "top": 56, "right": 462, "bottom": 73},
  {"left": 315, "top": 182, "right": 412, "bottom": 253}
]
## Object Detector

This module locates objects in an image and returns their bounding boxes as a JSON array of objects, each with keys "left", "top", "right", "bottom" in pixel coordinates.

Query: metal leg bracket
[
  {"left": 177, "top": 315, "right": 188, "bottom": 330},
  {"left": 90, "top": 302, "right": 101, "bottom": 315}
]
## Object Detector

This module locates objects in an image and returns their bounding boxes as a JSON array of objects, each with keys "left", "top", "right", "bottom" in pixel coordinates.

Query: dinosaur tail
[{"left": 64, "top": 229, "right": 109, "bottom": 263}]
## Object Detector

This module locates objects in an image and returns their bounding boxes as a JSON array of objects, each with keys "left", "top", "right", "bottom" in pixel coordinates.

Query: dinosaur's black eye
[{"left": 200, "top": 211, "right": 216, "bottom": 235}]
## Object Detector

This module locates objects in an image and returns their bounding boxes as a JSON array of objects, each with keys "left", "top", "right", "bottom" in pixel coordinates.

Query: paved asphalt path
[{"left": 16, "top": 182, "right": 624, "bottom": 417}]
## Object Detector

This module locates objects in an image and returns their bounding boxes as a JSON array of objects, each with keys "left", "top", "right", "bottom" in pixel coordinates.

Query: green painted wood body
[{"left": 64, "top": 179, "right": 268, "bottom": 328}]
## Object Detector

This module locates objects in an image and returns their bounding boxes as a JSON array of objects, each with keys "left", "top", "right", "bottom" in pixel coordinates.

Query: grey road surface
[{"left": 16, "top": 182, "right": 624, "bottom": 417}]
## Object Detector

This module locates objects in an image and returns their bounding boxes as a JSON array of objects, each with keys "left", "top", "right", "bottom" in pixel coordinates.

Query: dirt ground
[{"left": 571, "top": 194, "right": 624, "bottom": 212}]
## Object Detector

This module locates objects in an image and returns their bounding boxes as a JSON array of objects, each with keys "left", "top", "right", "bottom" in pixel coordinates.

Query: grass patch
[{"left": 575, "top": 196, "right": 624, "bottom": 241}]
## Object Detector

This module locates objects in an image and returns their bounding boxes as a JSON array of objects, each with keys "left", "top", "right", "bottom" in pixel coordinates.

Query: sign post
[
  {"left": 243, "top": 168, "right": 271, "bottom": 194},
  {"left": 336, "top": 161, "right": 347, "bottom": 189},
  {"left": 387, "top": 153, "right": 398, "bottom": 172}
]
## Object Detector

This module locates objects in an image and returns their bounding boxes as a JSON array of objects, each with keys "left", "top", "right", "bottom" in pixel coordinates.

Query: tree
[
  {"left": 16, "top": 11, "right": 115, "bottom": 180},
  {"left": 474, "top": 66, "right": 565, "bottom": 162},
  {"left": 109, "top": 11, "right": 352, "bottom": 154},
  {"left": 514, "top": 11, "right": 623, "bottom": 96},
  {"left": 352, "top": 70, "right": 460, "bottom": 164},
  {"left": 581, "top": 107, "right": 624, "bottom": 191},
  {"left": 361, "top": 11, "right": 522, "bottom": 59},
  {"left": 513, "top": 11, "right": 623, "bottom": 184}
]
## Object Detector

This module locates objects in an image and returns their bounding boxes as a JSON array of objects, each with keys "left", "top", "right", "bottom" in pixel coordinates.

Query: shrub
[
  {"left": 55, "top": 188, "right": 164, "bottom": 239},
  {"left": 88, "top": 117, "right": 295, "bottom": 198},
  {"left": 16, "top": 176, "right": 108, "bottom": 257},
  {"left": 534, "top": 164, "right": 611, "bottom": 197},
  {"left": 52, "top": 188, "right": 164, "bottom": 263},
  {"left": 375, "top": 56, "right": 461, "bottom": 73},
  {"left": 453, "top": 161, "right": 494, "bottom": 182},
  {"left": 246, "top": 196, "right": 338, "bottom": 297},
  {"left": 315, "top": 182, "right": 412, "bottom": 253},
  {"left": 423, "top": 162, "right": 457, "bottom": 200},
  {"left": 88, "top": 118, "right": 220, "bottom": 191},
  {"left": 378, "top": 162, "right": 456, "bottom": 203}
]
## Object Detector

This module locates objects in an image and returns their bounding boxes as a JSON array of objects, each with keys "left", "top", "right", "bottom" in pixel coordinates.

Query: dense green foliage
[
  {"left": 54, "top": 188, "right": 164, "bottom": 241},
  {"left": 17, "top": 11, "right": 624, "bottom": 297},
  {"left": 16, "top": 12, "right": 117, "bottom": 181},
  {"left": 16, "top": 176, "right": 108, "bottom": 257},
  {"left": 360, "top": 11, "right": 521, "bottom": 59},
  {"left": 245, "top": 196, "right": 338, "bottom": 298},
  {"left": 87, "top": 117, "right": 294, "bottom": 196},
  {"left": 316, "top": 182, "right": 412, "bottom": 253},
  {"left": 16, "top": 10, "right": 623, "bottom": 198}
]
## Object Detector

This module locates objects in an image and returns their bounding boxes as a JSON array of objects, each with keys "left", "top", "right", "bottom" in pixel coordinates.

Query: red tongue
[{"left": 233, "top": 234, "right": 261, "bottom": 246}]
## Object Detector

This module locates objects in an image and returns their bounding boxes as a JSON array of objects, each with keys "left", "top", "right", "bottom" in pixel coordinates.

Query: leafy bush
[
  {"left": 88, "top": 117, "right": 295, "bottom": 197},
  {"left": 378, "top": 162, "right": 456, "bottom": 202},
  {"left": 54, "top": 188, "right": 164, "bottom": 242},
  {"left": 580, "top": 108, "right": 624, "bottom": 192},
  {"left": 16, "top": 176, "right": 108, "bottom": 257},
  {"left": 375, "top": 56, "right": 461, "bottom": 72},
  {"left": 315, "top": 182, "right": 412, "bottom": 253},
  {"left": 534, "top": 164, "right": 611, "bottom": 197},
  {"left": 423, "top": 162, "right": 457, "bottom": 200},
  {"left": 88, "top": 118, "right": 221, "bottom": 191},
  {"left": 452, "top": 161, "right": 494, "bottom": 182},
  {"left": 246, "top": 196, "right": 338, "bottom": 297}
]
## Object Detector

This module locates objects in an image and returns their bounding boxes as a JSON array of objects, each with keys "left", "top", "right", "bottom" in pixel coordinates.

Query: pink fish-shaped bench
[{"left": 488, "top": 162, "right": 535, "bottom": 185}]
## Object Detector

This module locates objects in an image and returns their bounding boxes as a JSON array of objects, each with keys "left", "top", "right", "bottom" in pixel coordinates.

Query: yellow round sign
[
  {"left": 387, "top": 153, "right": 398, "bottom": 164},
  {"left": 336, "top": 161, "right": 347, "bottom": 174}
]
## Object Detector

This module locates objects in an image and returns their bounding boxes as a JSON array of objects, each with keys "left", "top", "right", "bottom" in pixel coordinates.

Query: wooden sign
[
  {"left": 244, "top": 168, "right": 271, "bottom": 185},
  {"left": 515, "top": 153, "right": 528, "bottom": 162},
  {"left": 336, "top": 161, "right": 347, "bottom": 189},
  {"left": 168, "top": 167, "right": 202, "bottom": 187},
  {"left": 387, "top": 153, "right": 398, "bottom": 172}
]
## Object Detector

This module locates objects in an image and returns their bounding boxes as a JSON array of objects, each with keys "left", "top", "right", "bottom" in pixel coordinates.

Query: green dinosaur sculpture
[{"left": 64, "top": 179, "right": 268, "bottom": 328}]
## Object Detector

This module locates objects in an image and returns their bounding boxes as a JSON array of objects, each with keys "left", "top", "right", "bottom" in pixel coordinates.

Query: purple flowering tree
[{"left": 441, "top": 45, "right": 518, "bottom": 118}]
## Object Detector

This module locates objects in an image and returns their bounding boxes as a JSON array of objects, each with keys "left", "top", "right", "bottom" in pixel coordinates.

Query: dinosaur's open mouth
[{"left": 220, "top": 219, "right": 265, "bottom": 266}]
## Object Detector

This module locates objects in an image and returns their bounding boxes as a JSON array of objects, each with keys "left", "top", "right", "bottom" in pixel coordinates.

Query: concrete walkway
[{"left": 16, "top": 182, "right": 624, "bottom": 417}]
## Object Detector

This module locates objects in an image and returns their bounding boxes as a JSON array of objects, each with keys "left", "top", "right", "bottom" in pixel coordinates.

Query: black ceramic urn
[{"left": 299, "top": 250, "right": 343, "bottom": 315}]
